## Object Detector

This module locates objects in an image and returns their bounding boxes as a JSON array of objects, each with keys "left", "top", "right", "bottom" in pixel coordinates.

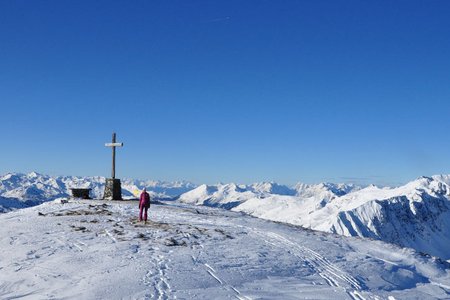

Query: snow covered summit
[{"left": 1, "top": 199, "right": 449, "bottom": 299}]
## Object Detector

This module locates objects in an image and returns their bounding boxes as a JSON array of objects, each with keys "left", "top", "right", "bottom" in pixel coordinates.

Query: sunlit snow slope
[
  {"left": 1, "top": 200, "right": 449, "bottom": 299},
  {"left": 179, "top": 177, "right": 450, "bottom": 260}
]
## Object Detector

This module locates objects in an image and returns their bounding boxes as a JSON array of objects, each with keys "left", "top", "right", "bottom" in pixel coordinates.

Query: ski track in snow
[
  {"left": 203, "top": 264, "right": 252, "bottom": 300},
  {"left": 250, "top": 229, "right": 369, "bottom": 299},
  {"left": 190, "top": 241, "right": 252, "bottom": 300}
]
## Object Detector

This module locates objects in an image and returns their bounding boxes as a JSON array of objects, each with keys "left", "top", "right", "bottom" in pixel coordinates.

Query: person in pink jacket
[{"left": 139, "top": 188, "right": 151, "bottom": 223}]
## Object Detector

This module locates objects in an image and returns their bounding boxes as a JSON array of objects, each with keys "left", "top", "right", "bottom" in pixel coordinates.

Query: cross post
[
  {"left": 105, "top": 132, "right": 123, "bottom": 179},
  {"left": 103, "top": 132, "right": 124, "bottom": 200}
]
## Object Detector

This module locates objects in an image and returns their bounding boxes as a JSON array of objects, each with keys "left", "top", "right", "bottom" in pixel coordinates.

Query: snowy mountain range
[
  {"left": 0, "top": 172, "right": 196, "bottom": 212},
  {"left": 2, "top": 172, "right": 450, "bottom": 260},
  {"left": 178, "top": 181, "right": 359, "bottom": 209}
]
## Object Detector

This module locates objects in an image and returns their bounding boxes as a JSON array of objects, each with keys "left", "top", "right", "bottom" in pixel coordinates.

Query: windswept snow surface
[{"left": 1, "top": 200, "right": 449, "bottom": 299}]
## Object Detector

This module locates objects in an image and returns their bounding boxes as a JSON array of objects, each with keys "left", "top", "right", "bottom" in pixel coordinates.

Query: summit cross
[{"left": 105, "top": 132, "right": 123, "bottom": 179}]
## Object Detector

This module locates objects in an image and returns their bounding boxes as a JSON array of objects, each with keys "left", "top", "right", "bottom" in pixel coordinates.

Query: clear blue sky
[{"left": 1, "top": 1, "right": 450, "bottom": 186}]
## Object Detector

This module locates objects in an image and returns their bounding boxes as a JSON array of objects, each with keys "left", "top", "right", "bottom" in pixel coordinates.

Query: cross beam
[{"left": 105, "top": 132, "right": 123, "bottom": 179}]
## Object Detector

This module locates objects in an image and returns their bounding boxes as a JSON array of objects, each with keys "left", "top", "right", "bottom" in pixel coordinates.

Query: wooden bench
[{"left": 70, "top": 188, "right": 92, "bottom": 199}]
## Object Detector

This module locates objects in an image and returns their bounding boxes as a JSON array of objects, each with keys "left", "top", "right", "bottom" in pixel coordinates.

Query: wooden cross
[{"left": 105, "top": 132, "right": 123, "bottom": 179}]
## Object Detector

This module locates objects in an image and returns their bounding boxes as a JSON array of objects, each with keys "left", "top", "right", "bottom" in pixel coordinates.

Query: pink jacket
[{"left": 139, "top": 191, "right": 150, "bottom": 208}]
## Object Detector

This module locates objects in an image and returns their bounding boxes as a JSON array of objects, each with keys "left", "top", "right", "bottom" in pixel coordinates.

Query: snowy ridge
[
  {"left": 319, "top": 176, "right": 450, "bottom": 259},
  {"left": 178, "top": 181, "right": 359, "bottom": 212},
  {"left": 121, "top": 178, "right": 197, "bottom": 199},
  {"left": 180, "top": 176, "right": 450, "bottom": 260},
  {"left": 177, "top": 181, "right": 346, "bottom": 209},
  {"left": 178, "top": 183, "right": 258, "bottom": 209}
]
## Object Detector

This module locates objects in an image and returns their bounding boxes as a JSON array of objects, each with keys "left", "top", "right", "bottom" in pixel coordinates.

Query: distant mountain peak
[{"left": 0, "top": 173, "right": 197, "bottom": 205}]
